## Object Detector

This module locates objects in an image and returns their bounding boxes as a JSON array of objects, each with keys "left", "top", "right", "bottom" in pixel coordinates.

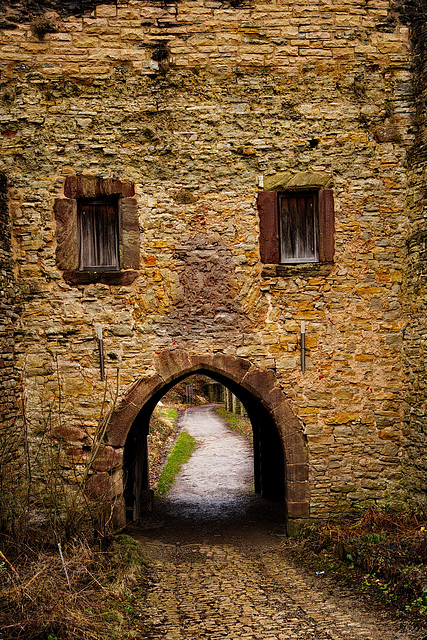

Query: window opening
[
  {"left": 78, "top": 198, "right": 119, "bottom": 271},
  {"left": 279, "top": 191, "right": 319, "bottom": 263}
]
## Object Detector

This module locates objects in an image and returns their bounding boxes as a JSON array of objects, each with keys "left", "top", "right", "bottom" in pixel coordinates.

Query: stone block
[
  {"left": 287, "top": 501, "right": 310, "bottom": 519},
  {"left": 271, "top": 402, "right": 303, "bottom": 439},
  {"left": 91, "top": 445, "right": 123, "bottom": 472},
  {"left": 51, "top": 425, "right": 89, "bottom": 444},
  {"left": 191, "top": 353, "right": 252, "bottom": 385},
  {"left": 286, "top": 463, "right": 309, "bottom": 483},
  {"left": 286, "top": 481, "right": 310, "bottom": 503},
  {"left": 283, "top": 431, "right": 309, "bottom": 466},
  {"left": 241, "top": 367, "right": 278, "bottom": 403},
  {"left": 154, "top": 348, "right": 194, "bottom": 383},
  {"left": 86, "top": 471, "right": 111, "bottom": 500},
  {"left": 96, "top": 4, "right": 117, "bottom": 18}
]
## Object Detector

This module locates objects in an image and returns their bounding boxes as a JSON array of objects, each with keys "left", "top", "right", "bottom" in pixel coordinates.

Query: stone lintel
[
  {"left": 64, "top": 175, "right": 135, "bottom": 199},
  {"left": 264, "top": 170, "right": 332, "bottom": 192}
]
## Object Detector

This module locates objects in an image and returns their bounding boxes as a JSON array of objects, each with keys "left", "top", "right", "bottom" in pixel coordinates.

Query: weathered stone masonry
[
  {"left": 0, "top": 173, "right": 21, "bottom": 465},
  {"left": 0, "top": 0, "right": 425, "bottom": 523},
  {"left": 400, "top": 0, "right": 427, "bottom": 507}
]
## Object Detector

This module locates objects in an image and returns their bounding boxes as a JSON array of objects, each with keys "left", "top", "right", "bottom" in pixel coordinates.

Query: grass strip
[
  {"left": 156, "top": 431, "right": 196, "bottom": 496},
  {"left": 215, "top": 407, "right": 253, "bottom": 442}
]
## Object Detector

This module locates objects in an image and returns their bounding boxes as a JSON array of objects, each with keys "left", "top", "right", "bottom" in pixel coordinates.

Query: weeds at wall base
[
  {"left": 0, "top": 534, "right": 151, "bottom": 640},
  {"left": 0, "top": 362, "right": 121, "bottom": 547},
  {"left": 281, "top": 507, "right": 427, "bottom": 627}
]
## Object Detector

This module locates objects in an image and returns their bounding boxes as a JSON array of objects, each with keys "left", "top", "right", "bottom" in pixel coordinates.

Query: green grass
[
  {"left": 215, "top": 407, "right": 253, "bottom": 442},
  {"left": 156, "top": 431, "right": 196, "bottom": 496},
  {"left": 162, "top": 407, "right": 177, "bottom": 422}
]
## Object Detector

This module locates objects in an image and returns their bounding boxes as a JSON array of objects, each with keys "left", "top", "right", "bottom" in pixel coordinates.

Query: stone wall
[
  {"left": 0, "top": 172, "right": 20, "bottom": 457},
  {"left": 399, "top": 1, "right": 427, "bottom": 507},
  {"left": 0, "top": 0, "right": 423, "bottom": 518}
]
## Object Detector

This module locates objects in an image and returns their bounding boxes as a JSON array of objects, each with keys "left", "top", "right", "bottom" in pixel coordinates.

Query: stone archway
[{"left": 91, "top": 349, "right": 309, "bottom": 534}]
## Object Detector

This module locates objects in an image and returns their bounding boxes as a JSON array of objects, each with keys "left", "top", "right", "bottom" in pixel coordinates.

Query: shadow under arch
[{"left": 103, "top": 350, "right": 310, "bottom": 534}]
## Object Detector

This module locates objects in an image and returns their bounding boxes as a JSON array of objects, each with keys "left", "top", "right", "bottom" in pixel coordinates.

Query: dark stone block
[
  {"left": 64, "top": 175, "right": 135, "bottom": 199},
  {"left": 286, "top": 463, "right": 309, "bottom": 483},
  {"left": 63, "top": 269, "right": 139, "bottom": 286},
  {"left": 154, "top": 348, "right": 194, "bottom": 383},
  {"left": 287, "top": 501, "right": 310, "bottom": 518},
  {"left": 241, "top": 367, "right": 278, "bottom": 403}
]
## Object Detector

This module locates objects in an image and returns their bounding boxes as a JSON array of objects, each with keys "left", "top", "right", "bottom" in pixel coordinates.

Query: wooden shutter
[
  {"left": 279, "top": 192, "right": 318, "bottom": 263},
  {"left": 54, "top": 198, "right": 79, "bottom": 271},
  {"left": 79, "top": 200, "right": 119, "bottom": 271},
  {"left": 257, "top": 191, "right": 279, "bottom": 264},
  {"left": 318, "top": 189, "right": 335, "bottom": 263}
]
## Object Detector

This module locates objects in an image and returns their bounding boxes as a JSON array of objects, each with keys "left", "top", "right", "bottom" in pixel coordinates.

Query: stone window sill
[
  {"left": 63, "top": 270, "right": 139, "bottom": 286},
  {"left": 261, "top": 263, "right": 334, "bottom": 278}
]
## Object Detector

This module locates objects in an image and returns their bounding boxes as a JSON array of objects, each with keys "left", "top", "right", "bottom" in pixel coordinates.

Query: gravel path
[{"left": 132, "top": 406, "right": 422, "bottom": 640}]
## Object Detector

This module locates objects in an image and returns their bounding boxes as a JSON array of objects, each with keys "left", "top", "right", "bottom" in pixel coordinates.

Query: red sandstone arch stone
[{"left": 99, "top": 349, "right": 310, "bottom": 529}]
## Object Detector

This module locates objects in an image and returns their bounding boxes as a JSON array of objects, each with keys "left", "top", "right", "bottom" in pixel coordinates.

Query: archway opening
[{"left": 123, "top": 370, "right": 285, "bottom": 522}]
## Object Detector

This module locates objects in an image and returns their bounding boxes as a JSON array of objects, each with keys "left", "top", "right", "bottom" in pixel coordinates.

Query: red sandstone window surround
[{"left": 54, "top": 176, "right": 140, "bottom": 286}]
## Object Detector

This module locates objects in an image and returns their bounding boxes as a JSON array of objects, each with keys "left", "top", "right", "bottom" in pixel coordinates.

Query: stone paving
[
  {"left": 133, "top": 407, "right": 422, "bottom": 640},
  {"left": 137, "top": 533, "right": 421, "bottom": 640}
]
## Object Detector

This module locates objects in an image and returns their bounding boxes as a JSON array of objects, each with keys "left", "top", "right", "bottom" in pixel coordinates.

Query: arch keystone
[{"left": 153, "top": 348, "right": 193, "bottom": 382}]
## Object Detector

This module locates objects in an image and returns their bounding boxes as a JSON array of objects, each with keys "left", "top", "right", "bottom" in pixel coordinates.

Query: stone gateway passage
[
  {"left": 1, "top": 0, "right": 427, "bottom": 543},
  {"left": 163, "top": 405, "right": 254, "bottom": 519}
]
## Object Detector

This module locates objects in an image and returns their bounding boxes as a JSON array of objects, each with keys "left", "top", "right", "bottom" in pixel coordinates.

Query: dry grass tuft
[{"left": 0, "top": 534, "right": 149, "bottom": 640}]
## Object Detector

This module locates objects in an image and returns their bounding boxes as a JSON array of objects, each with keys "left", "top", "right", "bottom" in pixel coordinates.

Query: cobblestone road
[{"left": 133, "top": 407, "right": 422, "bottom": 640}]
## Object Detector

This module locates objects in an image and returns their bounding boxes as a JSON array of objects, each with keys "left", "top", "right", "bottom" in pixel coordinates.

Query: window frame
[
  {"left": 278, "top": 190, "right": 319, "bottom": 264},
  {"left": 54, "top": 176, "right": 140, "bottom": 286},
  {"left": 257, "top": 188, "right": 334, "bottom": 267}
]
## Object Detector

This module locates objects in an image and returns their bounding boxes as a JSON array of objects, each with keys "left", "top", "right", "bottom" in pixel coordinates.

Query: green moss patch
[{"left": 156, "top": 431, "right": 196, "bottom": 496}]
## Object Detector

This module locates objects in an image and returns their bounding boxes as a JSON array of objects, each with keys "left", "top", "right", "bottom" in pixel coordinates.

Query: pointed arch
[{"left": 93, "top": 349, "right": 309, "bottom": 534}]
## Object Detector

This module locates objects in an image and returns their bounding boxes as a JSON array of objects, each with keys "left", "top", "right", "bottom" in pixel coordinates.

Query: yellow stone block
[
  {"left": 355, "top": 354, "right": 375, "bottom": 362},
  {"left": 326, "top": 412, "right": 359, "bottom": 425}
]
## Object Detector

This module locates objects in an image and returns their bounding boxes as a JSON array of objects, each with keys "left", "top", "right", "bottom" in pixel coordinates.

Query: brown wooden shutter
[
  {"left": 79, "top": 200, "right": 119, "bottom": 271},
  {"left": 318, "top": 189, "right": 335, "bottom": 263},
  {"left": 257, "top": 191, "right": 279, "bottom": 264},
  {"left": 54, "top": 198, "right": 79, "bottom": 271}
]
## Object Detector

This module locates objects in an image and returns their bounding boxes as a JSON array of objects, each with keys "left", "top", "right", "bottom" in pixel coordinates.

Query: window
[
  {"left": 54, "top": 176, "right": 140, "bottom": 285},
  {"left": 257, "top": 188, "right": 334, "bottom": 265},
  {"left": 279, "top": 191, "right": 318, "bottom": 263},
  {"left": 78, "top": 198, "right": 119, "bottom": 271}
]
